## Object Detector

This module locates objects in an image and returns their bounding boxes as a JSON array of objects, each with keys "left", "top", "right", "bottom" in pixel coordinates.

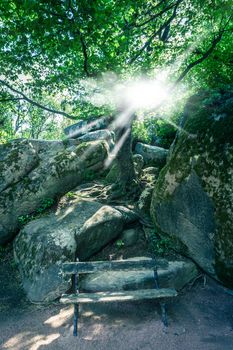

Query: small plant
[
  {"left": 18, "top": 214, "right": 32, "bottom": 226},
  {"left": 115, "top": 239, "right": 125, "bottom": 249},
  {"left": 149, "top": 231, "right": 173, "bottom": 257},
  {"left": 18, "top": 198, "right": 55, "bottom": 227},
  {"left": 66, "top": 191, "right": 76, "bottom": 199},
  {"left": 153, "top": 238, "right": 172, "bottom": 256},
  {"left": 36, "top": 198, "right": 54, "bottom": 214}
]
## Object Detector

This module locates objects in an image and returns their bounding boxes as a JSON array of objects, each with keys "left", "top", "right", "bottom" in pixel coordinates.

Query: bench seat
[
  {"left": 60, "top": 288, "right": 177, "bottom": 304},
  {"left": 60, "top": 258, "right": 178, "bottom": 335}
]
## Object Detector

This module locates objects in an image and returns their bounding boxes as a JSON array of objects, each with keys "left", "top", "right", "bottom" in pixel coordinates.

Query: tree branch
[
  {"left": 78, "top": 32, "right": 91, "bottom": 77},
  {"left": 129, "top": 0, "right": 182, "bottom": 64},
  {"left": 131, "top": 2, "right": 177, "bottom": 29},
  {"left": 47, "top": 7, "right": 92, "bottom": 77},
  {"left": 0, "top": 97, "right": 24, "bottom": 103},
  {"left": 67, "top": 3, "right": 92, "bottom": 77},
  {"left": 175, "top": 17, "right": 232, "bottom": 84},
  {"left": 123, "top": 0, "right": 169, "bottom": 31},
  {"left": 0, "top": 80, "right": 78, "bottom": 120}
]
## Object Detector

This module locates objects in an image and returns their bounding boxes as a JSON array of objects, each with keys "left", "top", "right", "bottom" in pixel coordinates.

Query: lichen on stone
[{"left": 151, "top": 86, "right": 233, "bottom": 287}]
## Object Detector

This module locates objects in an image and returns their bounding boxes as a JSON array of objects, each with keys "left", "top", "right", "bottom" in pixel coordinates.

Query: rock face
[
  {"left": 14, "top": 198, "right": 138, "bottom": 302},
  {"left": 80, "top": 257, "right": 198, "bottom": 292},
  {"left": 64, "top": 117, "right": 109, "bottom": 138},
  {"left": 137, "top": 187, "right": 154, "bottom": 214},
  {"left": 105, "top": 154, "right": 144, "bottom": 183},
  {"left": 64, "top": 120, "right": 87, "bottom": 138},
  {"left": 78, "top": 129, "right": 115, "bottom": 150},
  {"left": 0, "top": 139, "right": 109, "bottom": 244},
  {"left": 151, "top": 88, "right": 233, "bottom": 288},
  {"left": 137, "top": 167, "right": 160, "bottom": 215},
  {"left": 76, "top": 206, "right": 125, "bottom": 260},
  {"left": 135, "top": 142, "right": 168, "bottom": 166},
  {"left": 120, "top": 228, "right": 139, "bottom": 247}
]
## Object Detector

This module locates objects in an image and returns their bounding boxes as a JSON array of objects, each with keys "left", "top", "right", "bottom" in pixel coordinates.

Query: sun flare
[{"left": 120, "top": 79, "right": 169, "bottom": 110}]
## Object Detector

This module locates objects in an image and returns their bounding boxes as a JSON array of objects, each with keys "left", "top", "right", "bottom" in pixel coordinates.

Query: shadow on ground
[{"left": 0, "top": 275, "right": 233, "bottom": 350}]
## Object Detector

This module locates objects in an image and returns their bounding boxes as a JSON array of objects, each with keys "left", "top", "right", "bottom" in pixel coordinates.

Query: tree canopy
[{"left": 0, "top": 0, "right": 232, "bottom": 140}]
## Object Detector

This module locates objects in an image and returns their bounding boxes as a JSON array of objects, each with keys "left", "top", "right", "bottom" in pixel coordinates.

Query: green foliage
[
  {"left": 132, "top": 120, "right": 152, "bottom": 144},
  {"left": 17, "top": 214, "right": 31, "bottom": 226},
  {"left": 35, "top": 198, "right": 54, "bottom": 213},
  {"left": 65, "top": 191, "right": 76, "bottom": 199},
  {"left": 133, "top": 117, "right": 178, "bottom": 148},
  {"left": 0, "top": 0, "right": 232, "bottom": 142},
  {"left": 152, "top": 120, "right": 177, "bottom": 149},
  {"left": 115, "top": 239, "right": 125, "bottom": 249},
  {"left": 153, "top": 238, "right": 173, "bottom": 256},
  {"left": 149, "top": 231, "right": 173, "bottom": 257},
  {"left": 17, "top": 198, "right": 55, "bottom": 227}
]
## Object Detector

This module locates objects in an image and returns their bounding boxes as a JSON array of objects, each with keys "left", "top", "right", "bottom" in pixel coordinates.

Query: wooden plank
[
  {"left": 62, "top": 259, "right": 168, "bottom": 274},
  {"left": 60, "top": 288, "right": 177, "bottom": 304}
]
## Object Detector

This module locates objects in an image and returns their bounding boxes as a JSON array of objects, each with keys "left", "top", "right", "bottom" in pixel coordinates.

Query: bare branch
[{"left": 0, "top": 80, "right": 78, "bottom": 120}]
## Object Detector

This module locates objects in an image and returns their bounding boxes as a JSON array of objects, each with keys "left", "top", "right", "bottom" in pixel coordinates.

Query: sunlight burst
[{"left": 120, "top": 79, "right": 169, "bottom": 110}]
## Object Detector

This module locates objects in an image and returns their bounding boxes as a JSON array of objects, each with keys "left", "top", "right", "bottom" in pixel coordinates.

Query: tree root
[{"left": 108, "top": 178, "right": 141, "bottom": 200}]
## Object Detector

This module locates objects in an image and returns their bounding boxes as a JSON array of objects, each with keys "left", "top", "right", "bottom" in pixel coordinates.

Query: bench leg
[
  {"left": 160, "top": 302, "right": 168, "bottom": 327},
  {"left": 73, "top": 304, "right": 79, "bottom": 336}
]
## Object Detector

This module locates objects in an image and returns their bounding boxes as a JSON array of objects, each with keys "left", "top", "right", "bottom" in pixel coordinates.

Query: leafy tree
[{"left": 0, "top": 0, "right": 232, "bottom": 194}]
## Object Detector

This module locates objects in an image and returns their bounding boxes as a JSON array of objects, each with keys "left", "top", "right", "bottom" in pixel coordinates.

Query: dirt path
[{"left": 0, "top": 277, "right": 233, "bottom": 350}]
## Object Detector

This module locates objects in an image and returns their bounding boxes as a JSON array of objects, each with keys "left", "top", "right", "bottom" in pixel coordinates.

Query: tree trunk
[
  {"left": 115, "top": 126, "right": 136, "bottom": 187},
  {"left": 111, "top": 113, "right": 140, "bottom": 198}
]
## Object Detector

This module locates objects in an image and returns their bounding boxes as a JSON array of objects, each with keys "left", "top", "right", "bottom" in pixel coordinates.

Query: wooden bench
[{"left": 60, "top": 258, "right": 177, "bottom": 336}]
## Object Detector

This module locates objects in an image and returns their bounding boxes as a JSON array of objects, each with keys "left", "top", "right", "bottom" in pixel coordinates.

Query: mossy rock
[
  {"left": 0, "top": 139, "right": 109, "bottom": 244},
  {"left": 105, "top": 154, "right": 144, "bottom": 184},
  {"left": 150, "top": 86, "right": 233, "bottom": 288},
  {"left": 13, "top": 199, "right": 137, "bottom": 302}
]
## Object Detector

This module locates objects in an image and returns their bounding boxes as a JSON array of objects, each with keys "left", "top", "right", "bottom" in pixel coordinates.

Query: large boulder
[
  {"left": 0, "top": 139, "right": 38, "bottom": 192},
  {"left": 78, "top": 129, "right": 115, "bottom": 150},
  {"left": 14, "top": 198, "right": 138, "bottom": 302},
  {"left": 0, "top": 139, "right": 109, "bottom": 244},
  {"left": 64, "top": 120, "right": 87, "bottom": 138},
  {"left": 135, "top": 142, "right": 168, "bottom": 166},
  {"left": 80, "top": 257, "right": 198, "bottom": 292},
  {"left": 151, "top": 88, "right": 233, "bottom": 288},
  {"left": 77, "top": 206, "right": 125, "bottom": 260},
  {"left": 64, "top": 117, "right": 109, "bottom": 139}
]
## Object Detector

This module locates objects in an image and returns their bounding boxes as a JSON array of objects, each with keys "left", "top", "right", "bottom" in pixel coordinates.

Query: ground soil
[{"left": 0, "top": 245, "right": 233, "bottom": 350}]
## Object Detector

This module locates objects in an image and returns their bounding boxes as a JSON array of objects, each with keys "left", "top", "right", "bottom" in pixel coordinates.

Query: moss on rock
[
  {"left": 151, "top": 86, "right": 233, "bottom": 287},
  {"left": 0, "top": 139, "right": 109, "bottom": 244}
]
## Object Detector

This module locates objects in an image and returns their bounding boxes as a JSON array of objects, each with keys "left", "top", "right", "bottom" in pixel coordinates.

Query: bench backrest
[{"left": 62, "top": 258, "right": 168, "bottom": 275}]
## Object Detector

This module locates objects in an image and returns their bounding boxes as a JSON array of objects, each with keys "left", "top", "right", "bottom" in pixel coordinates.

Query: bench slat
[
  {"left": 62, "top": 259, "right": 168, "bottom": 274},
  {"left": 60, "top": 288, "right": 177, "bottom": 304}
]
